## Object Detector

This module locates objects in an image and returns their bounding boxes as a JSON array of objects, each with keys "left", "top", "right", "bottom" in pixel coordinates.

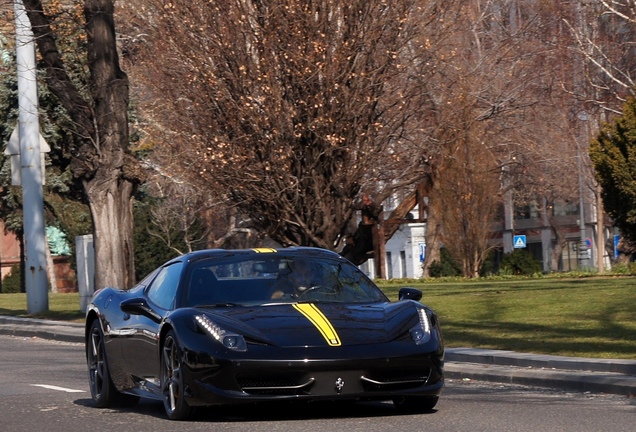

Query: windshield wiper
[{"left": 295, "top": 300, "right": 341, "bottom": 304}]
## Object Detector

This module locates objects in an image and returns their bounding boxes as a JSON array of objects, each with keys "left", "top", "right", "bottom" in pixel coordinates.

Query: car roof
[{"left": 171, "top": 247, "right": 343, "bottom": 265}]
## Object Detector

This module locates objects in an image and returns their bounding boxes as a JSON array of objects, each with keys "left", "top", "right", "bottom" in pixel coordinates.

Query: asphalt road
[{"left": 0, "top": 335, "right": 634, "bottom": 432}]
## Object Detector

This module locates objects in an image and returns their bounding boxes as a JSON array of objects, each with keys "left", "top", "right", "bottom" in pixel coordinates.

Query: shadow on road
[{"left": 74, "top": 398, "right": 438, "bottom": 422}]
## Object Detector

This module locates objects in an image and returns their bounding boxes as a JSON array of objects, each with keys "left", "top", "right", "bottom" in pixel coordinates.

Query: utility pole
[{"left": 14, "top": 0, "right": 49, "bottom": 313}]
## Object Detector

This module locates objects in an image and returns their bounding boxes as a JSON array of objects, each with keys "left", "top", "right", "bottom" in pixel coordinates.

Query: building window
[
  {"left": 386, "top": 252, "right": 393, "bottom": 279},
  {"left": 560, "top": 240, "right": 578, "bottom": 271},
  {"left": 552, "top": 199, "right": 578, "bottom": 217},
  {"left": 514, "top": 200, "right": 540, "bottom": 220},
  {"left": 400, "top": 251, "right": 407, "bottom": 278}
]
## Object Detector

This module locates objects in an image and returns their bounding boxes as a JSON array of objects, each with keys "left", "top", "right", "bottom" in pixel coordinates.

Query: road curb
[
  {"left": 0, "top": 316, "right": 83, "bottom": 343},
  {"left": 445, "top": 362, "right": 636, "bottom": 396},
  {"left": 446, "top": 347, "right": 636, "bottom": 375}
]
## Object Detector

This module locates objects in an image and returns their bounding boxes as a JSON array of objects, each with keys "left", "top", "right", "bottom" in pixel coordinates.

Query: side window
[
  {"left": 147, "top": 262, "right": 183, "bottom": 310},
  {"left": 131, "top": 268, "right": 160, "bottom": 290}
]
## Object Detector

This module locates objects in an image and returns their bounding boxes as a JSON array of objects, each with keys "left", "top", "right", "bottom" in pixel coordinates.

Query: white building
[{"left": 360, "top": 217, "right": 426, "bottom": 280}]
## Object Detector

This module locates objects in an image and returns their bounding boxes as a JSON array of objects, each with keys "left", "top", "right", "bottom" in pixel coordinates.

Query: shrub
[
  {"left": 611, "top": 262, "right": 636, "bottom": 276},
  {"left": 428, "top": 248, "right": 462, "bottom": 277},
  {"left": 1, "top": 264, "right": 22, "bottom": 293},
  {"left": 499, "top": 249, "right": 542, "bottom": 276},
  {"left": 479, "top": 250, "right": 498, "bottom": 276}
]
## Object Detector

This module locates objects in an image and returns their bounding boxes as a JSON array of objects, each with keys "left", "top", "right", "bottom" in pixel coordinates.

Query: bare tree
[
  {"left": 144, "top": 179, "right": 209, "bottom": 255},
  {"left": 141, "top": 158, "right": 262, "bottom": 254},
  {"left": 23, "top": 0, "right": 141, "bottom": 288},
  {"left": 562, "top": 0, "right": 636, "bottom": 113},
  {"left": 552, "top": 1, "right": 636, "bottom": 267},
  {"left": 122, "top": 0, "right": 460, "bottom": 251},
  {"left": 409, "top": 0, "right": 574, "bottom": 274},
  {"left": 435, "top": 103, "right": 501, "bottom": 277},
  {"left": 115, "top": 0, "right": 635, "bottom": 277}
]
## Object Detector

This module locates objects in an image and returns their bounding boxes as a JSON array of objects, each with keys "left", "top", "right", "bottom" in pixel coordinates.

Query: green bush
[
  {"left": 499, "top": 249, "right": 542, "bottom": 276},
  {"left": 611, "top": 262, "right": 636, "bottom": 276},
  {"left": 1, "top": 264, "right": 22, "bottom": 293},
  {"left": 429, "top": 248, "right": 462, "bottom": 277},
  {"left": 479, "top": 250, "right": 498, "bottom": 276}
]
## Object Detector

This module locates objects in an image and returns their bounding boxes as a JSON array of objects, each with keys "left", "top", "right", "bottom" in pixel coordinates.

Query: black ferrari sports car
[{"left": 85, "top": 247, "right": 444, "bottom": 420}]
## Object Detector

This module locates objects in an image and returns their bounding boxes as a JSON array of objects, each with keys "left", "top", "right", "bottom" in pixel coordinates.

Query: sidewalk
[
  {"left": 444, "top": 348, "right": 636, "bottom": 396},
  {"left": 1, "top": 315, "right": 635, "bottom": 396},
  {"left": 0, "top": 315, "right": 83, "bottom": 343}
]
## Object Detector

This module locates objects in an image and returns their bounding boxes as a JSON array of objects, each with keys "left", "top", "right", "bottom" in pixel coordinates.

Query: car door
[{"left": 120, "top": 261, "right": 183, "bottom": 382}]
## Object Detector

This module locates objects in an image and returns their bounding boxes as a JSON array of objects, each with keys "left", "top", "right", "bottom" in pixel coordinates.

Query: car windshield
[{"left": 184, "top": 254, "right": 388, "bottom": 307}]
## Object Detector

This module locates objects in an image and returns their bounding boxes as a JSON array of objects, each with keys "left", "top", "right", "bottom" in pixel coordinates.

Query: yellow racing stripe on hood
[
  {"left": 252, "top": 248, "right": 277, "bottom": 253},
  {"left": 293, "top": 303, "right": 342, "bottom": 346}
]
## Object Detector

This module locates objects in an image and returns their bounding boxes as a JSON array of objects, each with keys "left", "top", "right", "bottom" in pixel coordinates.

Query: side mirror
[
  {"left": 398, "top": 287, "right": 423, "bottom": 302},
  {"left": 120, "top": 297, "right": 162, "bottom": 322}
]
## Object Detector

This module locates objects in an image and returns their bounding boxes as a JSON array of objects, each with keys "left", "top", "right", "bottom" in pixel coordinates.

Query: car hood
[{"left": 197, "top": 301, "right": 421, "bottom": 347}]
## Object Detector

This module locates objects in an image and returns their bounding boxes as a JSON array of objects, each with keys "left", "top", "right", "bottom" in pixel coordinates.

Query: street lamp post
[
  {"left": 576, "top": 112, "right": 591, "bottom": 269},
  {"left": 14, "top": 0, "right": 49, "bottom": 313},
  {"left": 577, "top": 152, "right": 590, "bottom": 267}
]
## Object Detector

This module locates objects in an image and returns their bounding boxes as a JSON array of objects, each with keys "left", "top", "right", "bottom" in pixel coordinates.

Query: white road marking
[{"left": 31, "top": 384, "right": 86, "bottom": 393}]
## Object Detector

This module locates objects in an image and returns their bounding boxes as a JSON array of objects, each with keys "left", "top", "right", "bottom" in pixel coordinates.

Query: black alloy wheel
[
  {"left": 161, "top": 330, "right": 193, "bottom": 420},
  {"left": 87, "top": 320, "right": 118, "bottom": 407},
  {"left": 87, "top": 320, "right": 139, "bottom": 408}
]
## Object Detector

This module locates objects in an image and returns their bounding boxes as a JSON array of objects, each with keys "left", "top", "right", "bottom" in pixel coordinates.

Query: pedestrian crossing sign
[{"left": 513, "top": 235, "right": 527, "bottom": 249}]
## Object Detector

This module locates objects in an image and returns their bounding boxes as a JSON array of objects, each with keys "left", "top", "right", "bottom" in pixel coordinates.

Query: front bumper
[{"left": 182, "top": 343, "right": 444, "bottom": 406}]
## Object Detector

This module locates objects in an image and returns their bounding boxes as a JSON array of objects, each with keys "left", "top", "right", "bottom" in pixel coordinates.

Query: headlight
[
  {"left": 409, "top": 308, "right": 431, "bottom": 345},
  {"left": 196, "top": 315, "right": 247, "bottom": 351}
]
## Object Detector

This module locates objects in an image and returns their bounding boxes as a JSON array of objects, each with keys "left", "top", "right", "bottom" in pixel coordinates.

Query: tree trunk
[
  {"left": 83, "top": 0, "right": 137, "bottom": 288},
  {"left": 85, "top": 173, "right": 136, "bottom": 289},
  {"left": 422, "top": 188, "right": 443, "bottom": 277},
  {"left": 549, "top": 218, "right": 567, "bottom": 271},
  {"left": 24, "top": 0, "right": 139, "bottom": 289},
  {"left": 46, "top": 241, "right": 57, "bottom": 293}
]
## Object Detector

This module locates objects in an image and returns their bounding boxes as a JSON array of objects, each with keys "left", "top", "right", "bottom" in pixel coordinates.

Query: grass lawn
[
  {"left": 380, "top": 276, "right": 636, "bottom": 359},
  {"left": 1, "top": 276, "right": 635, "bottom": 359},
  {"left": 0, "top": 292, "right": 84, "bottom": 322}
]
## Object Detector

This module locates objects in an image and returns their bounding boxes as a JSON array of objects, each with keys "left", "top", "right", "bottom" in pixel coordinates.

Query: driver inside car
[{"left": 270, "top": 258, "right": 316, "bottom": 299}]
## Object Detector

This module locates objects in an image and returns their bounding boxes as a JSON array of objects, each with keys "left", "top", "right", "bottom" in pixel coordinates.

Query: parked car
[{"left": 85, "top": 247, "right": 444, "bottom": 420}]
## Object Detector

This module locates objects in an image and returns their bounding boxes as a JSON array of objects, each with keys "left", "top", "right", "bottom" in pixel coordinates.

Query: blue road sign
[
  {"left": 614, "top": 235, "right": 620, "bottom": 259},
  {"left": 513, "top": 235, "right": 527, "bottom": 249}
]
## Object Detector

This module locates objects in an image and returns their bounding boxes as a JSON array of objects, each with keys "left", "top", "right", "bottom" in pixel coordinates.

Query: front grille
[
  {"left": 237, "top": 374, "right": 315, "bottom": 395},
  {"left": 360, "top": 369, "right": 430, "bottom": 391},
  {"left": 236, "top": 367, "right": 433, "bottom": 396}
]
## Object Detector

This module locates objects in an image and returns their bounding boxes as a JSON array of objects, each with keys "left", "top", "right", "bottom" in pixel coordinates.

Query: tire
[
  {"left": 87, "top": 320, "right": 140, "bottom": 408},
  {"left": 87, "top": 320, "right": 132, "bottom": 407},
  {"left": 161, "top": 330, "right": 193, "bottom": 420},
  {"left": 393, "top": 395, "right": 439, "bottom": 413}
]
